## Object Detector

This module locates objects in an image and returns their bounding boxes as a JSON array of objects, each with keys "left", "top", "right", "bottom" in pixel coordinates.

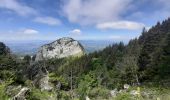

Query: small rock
[
  {"left": 110, "top": 88, "right": 118, "bottom": 97},
  {"left": 38, "top": 75, "right": 53, "bottom": 91},
  {"left": 86, "top": 96, "right": 90, "bottom": 100},
  {"left": 119, "top": 89, "right": 126, "bottom": 93},
  {"left": 130, "top": 90, "right": 139, "bottom": 96},
  {"left": 124, "top": 84, "right": 130, "bottom": 89}
]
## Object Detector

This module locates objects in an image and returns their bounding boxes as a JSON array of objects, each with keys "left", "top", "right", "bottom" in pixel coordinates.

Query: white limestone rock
[
  {"left": 110, "top": 88, "right": 118, "bottom": 97},
  {"left": 33, "top": 67, "right": 53, "bottom": 91},
  {"left": 35, "top": 37, "right": 85, "bottom": 61},
  {"left": 124, "top": 84, "right": 130, "bottom": 89},
  {"left": 12, "top": 87, "right": 30, "bottom": 100}
]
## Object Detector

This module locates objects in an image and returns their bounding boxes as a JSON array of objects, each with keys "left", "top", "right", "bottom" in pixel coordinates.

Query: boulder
[
  {"left": 6, "top": 85, "right": 22, "bottom": 97},
  {"left": 86, "top": 96, "right": 90, "bottom": 100},
  {"left": 124, "top": 84, "right": 130, "bottom": 89},
  {"left": 130, "top": 90, "right": 140, "bottom": 96},
  {"left": 33, "top": 66, "right": 53, "bottom": 91},
  {"left": 6, "top": 85, "right": 30, "bottom": 100},
  {"left": 12, "top": 87, "right": 30, "bottom": 100},
  {"left": 110, "top": 88, "right": 118, "bottom": 97},
  {"left": 35, "top": 37, "right": 85, "bottom": 61},
  {"left": 38, "top": 75, "right": 53, "bottom": 91}
]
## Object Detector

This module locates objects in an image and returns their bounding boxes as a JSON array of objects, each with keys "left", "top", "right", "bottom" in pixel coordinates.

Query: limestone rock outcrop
[{"left": 35, "top": 37, "right": 85, "bottom": 61}]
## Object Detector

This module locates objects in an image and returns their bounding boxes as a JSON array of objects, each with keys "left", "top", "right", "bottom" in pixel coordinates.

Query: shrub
[
  {"left": 0, "top": 84, "right": 9, "bottom": 100},
  {"left": 88, "top": 87, "right": 110, "bottom": 99}
]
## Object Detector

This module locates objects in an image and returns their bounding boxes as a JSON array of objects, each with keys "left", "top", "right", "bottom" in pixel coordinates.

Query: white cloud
[
  {"left": 0, "top": 29, "right": 59, "bottom": 41},
  {"left": 7, "top": 28, "right": 39, "bottom": 35},
  {"left": 69, "top": 29, "right": 81, "bottom": 35},
  {"left": 0, "top": 0, "right": 62, "bottom": 26},
  {"left": 62, "top": 0, "right": 132, "bottom": 25},
  {"left": 0, "top": 0, "right": 37, "bottom": 16},
  {"left": 34, "top": 17, "right": 61, "bottom": 26},
  {"left": 96, "top": 21, "right": 145, "bottom": 30},
  {"left": 21, "top": 29, "right": 39, "bottom": 35}
]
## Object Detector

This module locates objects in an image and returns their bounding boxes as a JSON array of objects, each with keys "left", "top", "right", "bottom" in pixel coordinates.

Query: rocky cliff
[{"left": 35, "top": 37, "right": 85, "bottom": 61}]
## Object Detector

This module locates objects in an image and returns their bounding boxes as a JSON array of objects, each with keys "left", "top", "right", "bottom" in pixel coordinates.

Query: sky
[{"left": 0, "top": 0, "right": 170, "bottom": 42}]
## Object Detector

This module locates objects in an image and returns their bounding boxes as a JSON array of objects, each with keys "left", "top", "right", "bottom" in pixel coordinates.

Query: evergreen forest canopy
[{"left": 0, "top": 18, "right": 170, "bottom": 100}]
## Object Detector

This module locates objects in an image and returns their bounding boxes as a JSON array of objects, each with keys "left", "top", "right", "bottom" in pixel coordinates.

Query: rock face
[
  {"left": 35, "top": 37, "right": 85, "bottom": 61},
  {"left": 33, "top": 66, "right": 53, "bottom": 91}
]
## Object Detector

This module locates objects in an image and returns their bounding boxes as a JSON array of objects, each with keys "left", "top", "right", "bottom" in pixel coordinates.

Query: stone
[
  {"left": 33, "top": 67, "right": 53, "bottom": 91},
  {"left": 6, "top": 85, "right": 22, "bottom": 97},
  {"left": 86, "top": 96, "right": 90, "bottom": 100},
  {"left": 124, "top": 84, "right": 130, "bottom": 89},
  {"left": 110, "top": 88, "right": 118, "bottom": 97},
  {"left": 35, "top": 37, "right": 85, "bottom": 61},
  {"left": 130, "top": 90, "right": 140, "bottom": 96},
  {"left": 39, "top": 75, "right": 53, "bottom": 91},
  {"left": 12, "top": 87, "right": 30, "bottom": 100}
]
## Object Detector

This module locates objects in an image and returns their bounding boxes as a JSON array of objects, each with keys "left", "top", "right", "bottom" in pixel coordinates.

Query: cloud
[
  {"left": 0, "top": 0, "right": 37, "bottom": 16},
  {"left": 34, "top": 17, "right": 61, "bottom": 26},
  {"left": 96, "top": 21, "right": 145, "bottom": 30},
  {"left": 21, "top": 29, "right": 39, "bottom": 35},
  {"left": 0, "top": 0, "right": 62, "bottom": 26},
  {"left": 0, "top": 29, "right": 59, "bottom": 41},
  {"left": 62, "top": 0, "right": 132, "bottom": 25},
  {"left": 69, "top": 29, "right": 82, "bottom": 35},
  {"left": 6, "top": 28, "right": 39, "bottom": 35}
]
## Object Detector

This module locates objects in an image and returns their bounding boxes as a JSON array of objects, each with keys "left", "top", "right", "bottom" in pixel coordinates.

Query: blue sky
[{"left": 0, "top": 0, "right": 170, "bottom": 42}]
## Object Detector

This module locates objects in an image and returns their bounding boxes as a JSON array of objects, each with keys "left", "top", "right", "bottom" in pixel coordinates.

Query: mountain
[
  {"left": 4, "top": 40, "right": 114, "bottom": 56},
  {"left": 35, "top": 37, "right": 85, "bottom": 61}
]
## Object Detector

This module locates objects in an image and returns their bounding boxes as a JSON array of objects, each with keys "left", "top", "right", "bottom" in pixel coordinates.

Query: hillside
[{"left": 0, "top": 18, "right": 170, "bottom": 100}]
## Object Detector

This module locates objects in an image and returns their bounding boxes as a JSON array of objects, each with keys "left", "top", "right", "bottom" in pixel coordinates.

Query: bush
[
  {"left": 113, "top": 92, "right": 132, "bottom": 100},
  {"left": 88, "top": 87, "right": 110, "bottom": 99},
  {"left": 0, "top": 84, "right": 9, "bottom": 100},
  {"left": 27, "top": 88, "right": 55, "bottom": 100}
]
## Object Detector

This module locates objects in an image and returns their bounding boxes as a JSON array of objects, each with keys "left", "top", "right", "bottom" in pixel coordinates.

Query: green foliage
[
  {"left": 88, "top": 87, "right": 110, "bottom": 99},
  {"left": 23, "top": 55, "right": 31, "bottom": 64},
  {"left": 0, "top": 84, "right": 9, "bottom": 100},
  {"left": 56, "top": 90, "right": 71, "bottom": 100},
  {"left": 27, "top": 88, "right": 55, "bottom": 100},
  {"left": 0, "top": 70, "right": 16, "bottom": 82},
  {"left": 113, "top": 92, "right": 132, "bottom": 100},
  {"left": 0, "top": 42, "right": 10, "bottom": 56},
  {"left": 49, "top": 72, "right": 69, "bottom": 88},
  {"left": 77, "top": 72, "right": 98, "bottom": 99}
]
